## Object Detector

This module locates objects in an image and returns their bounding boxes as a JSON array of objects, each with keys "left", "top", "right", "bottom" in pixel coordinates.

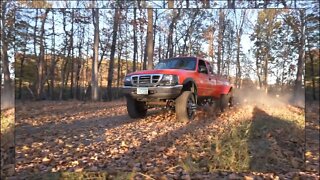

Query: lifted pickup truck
[{"left": 122, "top": 56, "right": 233, "bottom": 122}]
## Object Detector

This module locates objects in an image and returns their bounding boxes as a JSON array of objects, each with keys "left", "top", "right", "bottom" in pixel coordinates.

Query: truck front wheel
[
  {"left": 126, "top": 96, "right": 147, "bottom": 118},
  {"left": 175, "top": 91, "right": 196, "bottom": 122}
]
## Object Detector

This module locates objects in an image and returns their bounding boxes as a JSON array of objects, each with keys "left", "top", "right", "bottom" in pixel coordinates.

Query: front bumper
[{"left": 122, "top": 85, "right": 183, "bottom": 100}]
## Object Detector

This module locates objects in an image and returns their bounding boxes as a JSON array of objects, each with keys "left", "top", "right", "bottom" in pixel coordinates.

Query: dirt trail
[{"left": 13, "top": 95, "right": 319, "bottom": 179}]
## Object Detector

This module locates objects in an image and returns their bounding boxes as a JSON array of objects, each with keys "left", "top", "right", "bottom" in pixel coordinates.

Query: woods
[{"left": 0, "top": 1, "right": 317, "bottom": 102}]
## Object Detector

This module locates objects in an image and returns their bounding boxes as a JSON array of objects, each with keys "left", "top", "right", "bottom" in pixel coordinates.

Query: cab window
[
  {"left": 198, "top": 60, "right": 208, "bottom": 74},
  {"left": 206, "top": 62, "right": 214, "bottom": 75}
]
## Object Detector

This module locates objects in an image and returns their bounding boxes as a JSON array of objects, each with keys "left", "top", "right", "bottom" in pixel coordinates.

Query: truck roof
[{"left": 166, "top": 56, "right": 210, "bottom": 63}]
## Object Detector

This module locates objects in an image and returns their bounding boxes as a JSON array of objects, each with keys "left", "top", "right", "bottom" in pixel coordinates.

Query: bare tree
[
  {"left": 36, "top": 9, "right": 50, "bottom": 100},
  {"left": 1, "top": 2, "right": 14, "bottom": 107},
  {"left": 201, "top": 0, "right": 210, "bottom": 8},
  {"left": 283, "top": 9, "right": 305, "bottom": 99},
  {"left": 69, "top": 9, "right": 75, "bottom": 99},
  {"left": 168, "top": 0, "right": 174, "bottom": 8},
  {"left": 1, "top": 2, "right": 16, "bottom": 177},
  {"left": 33, "top": 9, "right": 38, "bottom": 61},
  {"left": 91, "top": 4, "right": 99, "bottom": 101},
  {"left": 107, "top": 8, "right": 121, "bottom": 101},
  {"left": 59, "top": 9, "right": 69, "bottom": 100},
  {"left": 49, "top": 10, "right": 56, "bottom": 100},
  {"left": 217, "top": 9, "right": 225, "bottom": 75},
  {"left": 133, "top": 7, "right": 137, "bottom": 72},
  {"left": 182, "top": 10, "right": 200, "bottom": 55},
  {"left": 146, "top": 7, "right": 154, "bottom": 70},
  {"left": 17, "top": 23, "right": 29, "bottom": 99},
  {"left": 234, "top": 10, "right": 246, "bottom": 88},
  {"left": 167, "top": 9, "right": 180, "bottom": 58},
  {"left": 293, "top": 10, "right": 305, "bottom": 99},
  {"left": 227, "top": 0, "right": 235, "bottom": 8}
]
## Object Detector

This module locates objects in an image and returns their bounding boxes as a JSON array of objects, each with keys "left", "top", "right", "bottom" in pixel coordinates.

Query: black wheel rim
[{"left": 187, "top": 95, "right": 196, "bottom": 119}]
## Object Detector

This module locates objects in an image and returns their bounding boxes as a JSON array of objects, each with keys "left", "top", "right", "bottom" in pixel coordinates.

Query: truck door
[
  {"left": 196, "top": 59, "right": 211, "bottom": 97},
  {"left": 206, "top": 62, "right": 219, "bottom": 98}
]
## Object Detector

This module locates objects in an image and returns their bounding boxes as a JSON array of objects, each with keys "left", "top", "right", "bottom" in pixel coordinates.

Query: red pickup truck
[{"left": 122, "top": 56, "right": 233, "bottom": 122}]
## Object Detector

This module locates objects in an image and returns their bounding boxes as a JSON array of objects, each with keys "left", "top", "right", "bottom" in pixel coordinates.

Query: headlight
[
  {"left": 124, "top": 76, "right": 132, "bottom": 86},
  {"left": 160, "top": 75, "right": 179, "bottom": 86}
]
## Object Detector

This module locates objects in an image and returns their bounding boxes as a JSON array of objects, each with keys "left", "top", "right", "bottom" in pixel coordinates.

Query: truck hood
[{"left": 127, "top": 69, "right": 193, "bottom": 76}]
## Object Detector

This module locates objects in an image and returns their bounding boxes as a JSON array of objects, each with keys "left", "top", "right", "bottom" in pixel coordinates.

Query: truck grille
[{"left": 131, "top": 74, "right": 163, "bottom": 87}]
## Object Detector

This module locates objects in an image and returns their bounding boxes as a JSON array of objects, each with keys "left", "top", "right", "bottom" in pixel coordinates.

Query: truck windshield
[{"left": 154, "top": 57, "right": 196, "bottom": 70}]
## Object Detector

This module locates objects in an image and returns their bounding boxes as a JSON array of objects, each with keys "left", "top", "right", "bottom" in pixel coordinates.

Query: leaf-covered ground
[{"left": 13, "top": 94, "right": 319, "bottom": 179}]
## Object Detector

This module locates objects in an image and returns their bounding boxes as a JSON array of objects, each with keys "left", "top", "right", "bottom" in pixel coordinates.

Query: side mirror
[{"left": 199, "top": 66, "right": 207, "bottom": 74}]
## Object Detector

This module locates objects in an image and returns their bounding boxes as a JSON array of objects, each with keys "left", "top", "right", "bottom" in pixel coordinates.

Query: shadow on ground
[{"left": 248, "top": 107, "right": 304, "bottom": 172}]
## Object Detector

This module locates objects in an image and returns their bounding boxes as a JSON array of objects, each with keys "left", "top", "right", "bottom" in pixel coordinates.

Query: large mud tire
[
  {"left": 229, "top": 92, "right": 234, "bottom": 107},
  {"left": 220, "top": 94, "right": 228, "bottom": 112},
  {"left": 175, "top": 91, "right": 196, "bottom": 122},
  {"left": 126, "top": 96, "right": 147, "bottom": 118}
]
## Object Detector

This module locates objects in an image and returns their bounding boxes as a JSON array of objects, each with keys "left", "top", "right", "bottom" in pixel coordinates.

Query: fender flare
[{"left": 182, "top": 78, "right": 198, "bottom": 101}]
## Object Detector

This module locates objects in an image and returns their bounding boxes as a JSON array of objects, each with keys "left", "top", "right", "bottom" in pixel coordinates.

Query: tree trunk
[
  {"left": 209, "top": 27, "right": 215, "bottom": 65},
  {"left": 117, "top": 15, "right": 122, "bottom": 98},
  {"left": 227, "top": 0, "right": 235, "bottom": 8},
  {"left": 293, "top": 10, "right": 305, "bottom": 99},
  {"left": 202, "top": 0, "right": 210, "bottom": 8},
  {"left": 182, "top": 10, "right": 199, "bottom": 55},
  {"left": 217, "top": 9, "right": 225, "bottom": 75},
  {"left": 264, "top": 52, "right": 269, "bottom": 93},
  {"left": 32, "top": 9, "right": 38, "bottom": 97},
  {"left": 152, "top": 9, "right": 158, "bottom": 60},
  {"left": 235, "top": 10, "right": 246, "bottom": 88},
  {"left": 84, "top": 41, "right": 90, "bottom": 100},
  {"left": 139, "top": 9, "right": 144, "bottom": 71},
  {"left": 125, "top": 10, "right": 129, "bottom": 73},
  {"left": 59, "top": 10, "right": 68, "bottom": 100},
  {"left": 236, "top": 35, "right": 241, "bottom": 88},
  {"left": 117, "top": 49, "right": 122, "bottom": 98},
  {"left": 107, "top": 8, "right": 121, "bottom": 101},
  {"left": 76, "top": 27, "right": 84, "bottom": 100},
  {"left": 143, "top": 6, "right": 147, "bottom": 70},
  {"left": 36, "top": 9, "right": 49, "bottom": 100},
  {"left": 92, "top": 6, "right": 99, "bottom": 101},
  {"left": 98, "top": 46, "right": 107, "bottom": 71},
  {"left": 49, "top": 10, "right": 56, "bottom": 100},
  {"left": 133, "top": 7, "right": 137, "bottom": 72},
  {"left": 146, "top": 8, "right": 154, "bottom": 70},
  {"left": 167, "top": 9, "right": 180, "bottom": 58},
  {"left": 168, "top": 0, "right": 174, "bottom": 8},
  {"left": 69, "top": 9, "right": 74, "bottom": 99},
  {"left": 1, "top": 2, "right": 13, "bottom": 107},
  {"left": 18, "top": 48, "right": 26, "bottom": 100},
  {"left": 143, "top": 38, "right": 148, "bottom": 70},
  {"left": 307, "top": 38, "right": 316, "bottom": 100},
  {"left": 1, "top": 3, "right": 15, "bottom": 178},
  {"left": 256, "top": 57, "right": 262, "bottom": 88},
  {"left": 33, "top": 9, "right": 38, "bottom": 59},
  {"left": 158, "top": 32, "right": 162, "bottom": 60},
  {"left": 18, "top": 26, "right": 29, "bottom": 99},
  {"left": 309, "top": 50, "right": 316, "bottom": 100}
]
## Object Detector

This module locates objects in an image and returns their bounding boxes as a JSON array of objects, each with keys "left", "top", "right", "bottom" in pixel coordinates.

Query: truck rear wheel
[
  {"left": 229, "top": 94, "right": 234, "bottom": 107},
  {"left": 219, "top": 94, "right": 228, "bottom": 112},
  {"left": 175, "top": 91, "right": 196, "bottom": 122},
  {"left": 126, "top": 96, "right": 147, "bottom": 118}
]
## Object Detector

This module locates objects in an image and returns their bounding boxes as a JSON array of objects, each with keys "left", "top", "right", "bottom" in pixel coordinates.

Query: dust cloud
[{"left": 233, "top": 86, "right": 305, "bottom": 109}]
